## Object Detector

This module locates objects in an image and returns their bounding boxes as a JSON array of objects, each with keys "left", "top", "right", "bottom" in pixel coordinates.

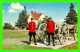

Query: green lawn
[
  {"left": 3, "top": 44, "right": 52, "bottom": 50},
  {"left": 3, "top": 30, "right": 52, "bottom": 50},
  {"left": 3, "top": 42, "right": 77, "bottom": 50},
  {"left": 3, "top": 30, "right": 29, "bottom": 39},
  {"left": 3, "top": 30, "right": 75, "bottom": 39},
  {"left": 3, "top": 30, "right": 77, "bottom": 49},
  {"left": 59, "top": 42, "right": 77, "bottom": 49}
]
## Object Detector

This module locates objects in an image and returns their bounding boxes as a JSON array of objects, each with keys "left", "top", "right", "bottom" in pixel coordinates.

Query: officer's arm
[
  {"left": 54, "top": 22, "right": 55, "bottom": 30},
  {"left": 46, "top": 22, "right": 47, "bottom": 28},
  {"left": 28, "top": 22, "right": 30, "bottom": 28},
  {"left": 53, "top": 22, "right": 55, "bottom": 31},
  {"left": 35, "top": 23, "right": 37, "bottom": 29}
]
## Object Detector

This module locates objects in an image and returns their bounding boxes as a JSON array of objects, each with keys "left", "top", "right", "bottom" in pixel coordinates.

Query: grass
[
  {"left": 3, "top": 42, "right": 77, "bottom": 50},
  {"left": 3, "top": 30, "right": 29, "bottom": 39},
  {"left": 3, "top": 30, "right": 77, "bottom": 49},
  {"left": 3, "top": 44, "right": 52, "bottom": 50},
  {"left": 3, "top": 30, "right": 75, "bottom": 39},
  {"left": 59, "top": 42, "right": 77, "bottom": 49},
  {"left": 3, "top": 30, "right": 52, "bottom": 50}
]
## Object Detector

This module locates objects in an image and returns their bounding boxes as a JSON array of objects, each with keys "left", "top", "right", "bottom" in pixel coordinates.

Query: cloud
[
  {"left": 53, "top": 18, "right": 65, "bottom": 24},
  {"left": 8, "top": 9, "right": 17, "bottom": 13},
  {"left": 56, "top": 19, "right": 65, "bottom": 22},
  {"left": 41, "top": 11, "right": 45, "bottom": 13},
  {"left": 28, "top": 8, "right": 45, "bottom": 14},
  {"left": 10, "top": 3, "right": 24, "bottom": 10},
  {"left": 28, "top": 8, "right": 35, "bottom": 11},
  {"left": 8, "top": 3, "right": 24, "bottom": 13},
  {"left": 3, "top": 10, "right": 4, "bottom": 12},
  {"left": 31, "top": 9, "right": 34, "bottom": 10}
]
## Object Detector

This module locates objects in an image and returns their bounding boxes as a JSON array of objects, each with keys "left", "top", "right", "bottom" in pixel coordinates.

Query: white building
[{"left": 26, "top": 11, "right": 45, "bottom": 25}]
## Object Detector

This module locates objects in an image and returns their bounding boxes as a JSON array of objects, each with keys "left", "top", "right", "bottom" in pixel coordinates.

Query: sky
[{"left": 3, "top": 3, "right": 78, "bottom": 26}]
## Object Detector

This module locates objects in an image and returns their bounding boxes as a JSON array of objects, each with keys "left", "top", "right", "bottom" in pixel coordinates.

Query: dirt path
[
  {"left": 3, "top": 38, "right": 28, "bottom": 45},
  {"left": 3, "top": 37, "right": 77, "bottom": 49}
]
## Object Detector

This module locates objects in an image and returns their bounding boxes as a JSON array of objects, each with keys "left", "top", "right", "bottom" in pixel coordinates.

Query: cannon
[
  {"left": 67, "top": 24, "right": 78, "bottom": 41},
  {"left": 36, "top": 22, "right": 67, "bottom": 44},
  {"left": 36, "top": 21, "right": 77, "bottom": 44}
]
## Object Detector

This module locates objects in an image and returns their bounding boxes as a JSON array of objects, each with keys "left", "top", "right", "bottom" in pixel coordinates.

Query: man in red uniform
[
  {"left": 46, "top": 17, "right": 55, "bottom": 46},
  {"left": 28, "top": 18, "right": 37, "bottom": 45}
]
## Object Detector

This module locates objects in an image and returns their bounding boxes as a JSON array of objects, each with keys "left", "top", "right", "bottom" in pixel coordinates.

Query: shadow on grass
[{"left": 21, "top": 41, "right": 29, "bottom": 44}]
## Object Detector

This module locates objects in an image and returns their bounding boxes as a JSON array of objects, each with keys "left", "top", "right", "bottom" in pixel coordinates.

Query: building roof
[{"left": 31, "top": 11, "right": 42, "bottom": 20}]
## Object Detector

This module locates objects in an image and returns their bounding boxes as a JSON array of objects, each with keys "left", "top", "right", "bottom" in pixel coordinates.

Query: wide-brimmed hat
[
  {"left": 31, "top": 18, "right": 34, "bottom": 20},
  {"left": 48, "top": 17, "right": 52, "bottom": 19}
]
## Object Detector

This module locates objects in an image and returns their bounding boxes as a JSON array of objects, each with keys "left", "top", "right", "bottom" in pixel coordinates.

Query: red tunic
[
  {"left": 28, "top": 22, "right": 36, "bottom": 32},
  {"left": 46, "top": 21, "right": 55, "bottom": 33}
]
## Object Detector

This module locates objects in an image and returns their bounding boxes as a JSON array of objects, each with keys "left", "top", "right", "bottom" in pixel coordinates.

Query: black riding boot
[
  {"left": 34, "top": 39, "right": 37, "bottom": 45},
  {"left": 33, "top": 35, "right": 37, "bottom": 45},
  {"left": 47, "top": 39, "right": 50, "bottom": 46},
  {"left": 47, "top": 35, "right": 50, "bottom": 46},
  {"left": 52, "top": 34, "right": 55, "bottom": 46},
  {"left": 28, "top": 39, "right": 31, "bottom": 45}
]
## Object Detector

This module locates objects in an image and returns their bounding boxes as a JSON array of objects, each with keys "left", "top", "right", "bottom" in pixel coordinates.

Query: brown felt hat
[
  {"left": 31, "top": 18, "right": 34, "bottom": 20},
  {"left": 48, "top": 17, "right": 52, "bottom": 20}
]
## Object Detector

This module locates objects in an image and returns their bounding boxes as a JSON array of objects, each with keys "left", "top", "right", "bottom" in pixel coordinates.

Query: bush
[{"left": 3, "top": 22, "right": 13, "bottom": 29}]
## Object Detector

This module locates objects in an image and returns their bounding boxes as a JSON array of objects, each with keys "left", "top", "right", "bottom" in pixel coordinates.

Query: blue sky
[{"left": 3, "top": 3, "right": 78, "bottom": 26}]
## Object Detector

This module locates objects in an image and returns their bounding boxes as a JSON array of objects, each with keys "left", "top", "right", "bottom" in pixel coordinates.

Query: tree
[
  {"left": 3, "top": 22, "right": 12, "bottom": 29},
  {"left": 43, "top": 16, "right": 48, "bottom": 22},
  {"left": 65, "top": 3, "right": 77, "bottom": 24},
  {"left": 16, "top": 6, "right": 28, "bottom": 29}
]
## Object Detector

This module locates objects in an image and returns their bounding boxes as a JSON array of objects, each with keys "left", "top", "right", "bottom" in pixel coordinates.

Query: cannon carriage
[
  {"left": 67, "top": 24, "right": 78, "bottom": 40},
  {"left": 36, "top": 21, "right": 77, "bottom": 45}
]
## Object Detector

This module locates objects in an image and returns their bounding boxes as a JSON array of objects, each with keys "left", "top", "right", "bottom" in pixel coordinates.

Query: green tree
[
  {"left": 3, "top": 22, "right": 12, "bottom": 29},
  {"left": 65, "top": 3, "right": 77, "bottom": 24},
  {"left": 16, "top": 6, "right": 28, "bottom": 29},
  {"left": 43, "top": 16, "right": 48, "bottom": 22}
]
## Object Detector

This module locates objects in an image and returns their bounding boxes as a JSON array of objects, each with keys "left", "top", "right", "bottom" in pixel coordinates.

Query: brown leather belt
[
  {"left": 30, "top": 27, "right": 35, "bottom": 28},
  {"left": 47, "top": 27, "right": 53, "bottom": 28}
]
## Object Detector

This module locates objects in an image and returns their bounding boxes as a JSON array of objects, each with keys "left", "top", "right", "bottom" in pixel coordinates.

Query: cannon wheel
[
  {"left": 70, "top": 24, "right": 78, "bottom": 41},
  {"left": 57, "top": 24, "right": 69, "bottom": 44},
  {"left": 74, "top": 24, "right": 78, "bottom": 41},
  {"left": 37, "top": 23, "right": 47, "bottom": 42}
]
